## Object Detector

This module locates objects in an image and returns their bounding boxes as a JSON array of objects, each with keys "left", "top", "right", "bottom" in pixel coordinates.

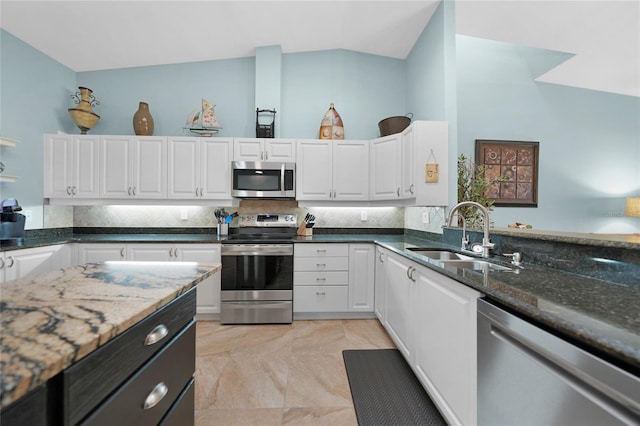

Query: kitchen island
[{"left": 0, "top": 261, "right": 220, "bottom": 424}]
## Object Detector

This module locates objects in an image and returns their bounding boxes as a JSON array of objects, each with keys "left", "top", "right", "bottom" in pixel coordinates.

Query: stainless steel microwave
[{"left": 231, "top": 161, "right": 295, "bottom": 198}]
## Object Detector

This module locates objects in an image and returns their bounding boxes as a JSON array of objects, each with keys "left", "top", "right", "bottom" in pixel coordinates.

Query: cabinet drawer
[
  {"left": 159, "top": 378, "right": 194, "bottom": 426},
  {"left": 294, "top": 257, "right": 349, "bottom": 271},
  {"left": 82, "top": 322, "right": 196, "bottom": 426},
  {"left": 294, "top": 271, "right": 349, "bottom": 286},
  {"left": 294, "top": 285, "right": 348, "bottom": 312},
  {"left": 64, "top": 288, "right": 196, "bottom": 425},
  {"left": 295, "top": 244, "right": 348, "bottom": 258}
]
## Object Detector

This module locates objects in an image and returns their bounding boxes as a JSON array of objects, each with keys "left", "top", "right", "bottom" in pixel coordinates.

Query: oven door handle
[{"left": 222, "top": 244, "right": 293, "bottom": 256}]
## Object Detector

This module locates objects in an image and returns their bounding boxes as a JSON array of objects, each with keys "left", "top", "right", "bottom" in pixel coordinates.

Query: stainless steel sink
[
  {"left": 439, "top": 260, "right": 514, "bottom": 272},
  {"left": 408, "top": 248, "right": 474, "bottom": 261}
]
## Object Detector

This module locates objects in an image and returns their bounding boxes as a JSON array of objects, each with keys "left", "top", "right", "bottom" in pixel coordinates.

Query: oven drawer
[
  {"left": 221, "top": 300, "right": 293, "bottom": 324},
  {"left": 294, "top": 257, "right": 349, "bottom": 271},
  {"left": 295, "top": 244, "right": 348, "bottom": 258},
  {"left": 294, "top": 271, "right": 349, "bottom": 286},
  {"left": 293, "top": 285, "right": 349, "bottom": 312}
]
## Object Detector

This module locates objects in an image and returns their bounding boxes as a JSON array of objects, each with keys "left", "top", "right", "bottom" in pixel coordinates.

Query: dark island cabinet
[{"left": 1, "top": 288, "right": 197, "bottom": 426}]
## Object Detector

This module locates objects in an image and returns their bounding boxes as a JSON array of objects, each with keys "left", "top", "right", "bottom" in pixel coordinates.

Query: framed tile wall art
[{"left": 475, "top": 139, "right": 539, "bottom": 207}]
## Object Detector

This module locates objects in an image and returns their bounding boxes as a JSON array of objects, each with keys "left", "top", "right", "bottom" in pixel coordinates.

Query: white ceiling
[{"left": 1, "top": 0, "right": 639, "bottom": 97}]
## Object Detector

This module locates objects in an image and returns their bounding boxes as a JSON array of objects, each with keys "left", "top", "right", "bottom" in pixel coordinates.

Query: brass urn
[{"left": 68, "top": 87, "right": 100, "bottom": 134}]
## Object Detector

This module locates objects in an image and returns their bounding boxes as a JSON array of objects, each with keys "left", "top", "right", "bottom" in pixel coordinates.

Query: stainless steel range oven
[{"left": 220, "top": 214, "right": 297, "bottom": 324}]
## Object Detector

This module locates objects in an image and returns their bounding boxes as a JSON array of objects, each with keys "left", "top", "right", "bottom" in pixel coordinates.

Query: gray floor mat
[{"left": 342, "top": 349, "right": 448, "bottom": 426}]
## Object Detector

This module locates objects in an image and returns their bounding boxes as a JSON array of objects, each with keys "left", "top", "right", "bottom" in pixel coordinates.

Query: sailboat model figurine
[{"left": 185, "top": 98, "right": 222, "bottom": 136}]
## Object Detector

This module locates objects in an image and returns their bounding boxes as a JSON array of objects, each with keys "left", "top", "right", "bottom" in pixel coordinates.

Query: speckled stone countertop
[{"left": 0, "top": 261, "right": 221, "bottom": 408}]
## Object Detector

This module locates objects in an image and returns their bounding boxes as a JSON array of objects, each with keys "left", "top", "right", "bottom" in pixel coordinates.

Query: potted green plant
[{"left": 456, "top": 154, "right": 506, "bottom": 228}]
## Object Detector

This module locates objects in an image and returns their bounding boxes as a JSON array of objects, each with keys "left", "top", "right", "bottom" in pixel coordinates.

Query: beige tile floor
[{"left": 194, "top": 319, "right": 396, "bottom": 426}]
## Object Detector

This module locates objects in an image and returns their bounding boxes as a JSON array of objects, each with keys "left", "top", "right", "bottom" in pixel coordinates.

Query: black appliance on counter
[
  {"left": 1, "top": 198, "right": 26, "bottom": 243},
  {"left": 220, "top": 213, "right": 297, "bottom": 324}
]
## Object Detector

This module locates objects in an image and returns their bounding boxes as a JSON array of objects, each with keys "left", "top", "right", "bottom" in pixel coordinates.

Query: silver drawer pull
[
  {"left": 316, "top": 277, "right": 326, "bottom": 281},
  {"left": 316, "top": 263, "right": 326, "bottom": 268},
  {"left": 316, "top": 292, "right": 326, "bottom": 296},
  {"left": 143, "top": 382, "right": 168, "bottom": 410},
  {"left": 144, "top": 324, "right": 168, "bottom": 346}
]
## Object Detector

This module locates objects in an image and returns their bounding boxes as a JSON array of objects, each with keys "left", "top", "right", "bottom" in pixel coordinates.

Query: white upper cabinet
[
  {"left": 100, "top": 135, "right": 167, "bottom": 199},
  {"left": 296, "top": 139, "right": 369, "bottom": 201},
  {"left": 44, "top": 134, "right": 100, "bottom": 198},
  {"left": 168, "top": 136, "right": 233, "bottom": 199},
  {"left": 370, "top": 134, "right": 403, "bottom": 200},
  {"left": 234, "top": 138, "right": 296, "bottom": 162}
]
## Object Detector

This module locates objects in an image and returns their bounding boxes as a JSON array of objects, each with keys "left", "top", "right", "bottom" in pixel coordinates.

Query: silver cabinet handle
[
  {"left": 132, "top": 187, "right": 136, "bottom": 196},
  {"left": 143, "top": 382, "right": 168, "bottom": 410},
  {"left": 316, "top": 263, "right": 326, "bottom": 268},
  {"left": 72, "top": 186, "right": 77, "bottom": 195},
  {"left": 397, "top": 187, "right": 400, "bottom": 197},
  {"left": 0, "top": 258, "right": 4, "bottom": 269},
  {"left": 379, "top": 253, "right": 384, "bottom": 262},
  {"left": 120, "top": 247, "right": 125, "bottom": 257},
  {"left": 316, "top": 292, "right": 326, "bottom": 296},
  {"left": 144, "top": 324, "right": 169, "bottom": 346},
  {"left": 265, "top": 151, "right": 269, "bottom": 160},
  {"left": 409, "top": 267, "right": 416, "bottom": 282},
  {"left": 6, "top": 256, "right": 14, "bottom": 268},
  {"left": 409, "top": 184, "right": 414, "bottom": 194},
  {"left": 333, "top": 190, "right": 336, "bottom": 198},
  {"left": 66, "top": 186, "right": 72, "bottom": 195},
  {"left": 128, "top": 187, "right": 132, "bottom": 196},
  {"left": 173, "top": 248, "right": 179, "bottom": 257},
  {"left": 316, "top": 277, "right": 326, "bottom": 282},
  {"left": 260, "top": 151, "right": 264, "bottom": 160}
]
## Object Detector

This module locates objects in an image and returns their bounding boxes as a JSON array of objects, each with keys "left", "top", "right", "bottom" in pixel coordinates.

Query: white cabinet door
[
  {"left": 334, "top": 140, "right": 369, "bottom": 201},
  {"left": 176, "top": 244, "right": 221, "bottom": 315},
  {"left": 101, "top": 136, "right": 133, "bottom": 198},
  {"left": 348, "top": 244, "right": 375, "bottom": 312},
  {"left": 235, "top": 138, "right": 296, "bottom": 162},
  {"left": 265, "top": 139, "right": 296, "bottom": 162},
  {"left": 384, "top": 251, "right": 414, "bottom": 361},
  {"left": 44, "top": 134, "right": 99, "bottom": 198},
  {"left": 400, "top": 125, "right": 415, "bottom": 199},
  {"left": 234, "top": 138, "right": 263, "bottom": 161},
  {"left": 1, "top": 245, "right": 65, "bottom": 283},
  {"left": 77, "top": 244, "right": 126, "bottom": 263},
  {"left": 374, "top": 246, "right": 387, "bottom": 322},
  {"left": 370, "top": 134, "right": 401, "bottom": 200},
  {"left": 296, "top": 139, "right": 333, "bottom": 200},
  {"left": 413, "top": 264, "right": 480, "bottom": 426},
  {"left": 133, "top": 136, "right": 166, "bottom": 199},
  {"left": 201, "top": 138, "right": 232, "bottom": 199},
  {"left": 167, "top": 137, "right": 200, "bottom": 199}
]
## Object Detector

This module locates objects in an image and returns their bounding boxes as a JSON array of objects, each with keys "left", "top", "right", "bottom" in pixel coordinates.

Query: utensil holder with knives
[{"left": 297, "top": 213, "right": 316, "bottom": 236}]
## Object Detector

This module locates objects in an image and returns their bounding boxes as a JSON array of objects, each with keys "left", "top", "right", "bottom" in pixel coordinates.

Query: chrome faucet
[{"left": 446, "top": 201, "right": 495, "bottom": 258}]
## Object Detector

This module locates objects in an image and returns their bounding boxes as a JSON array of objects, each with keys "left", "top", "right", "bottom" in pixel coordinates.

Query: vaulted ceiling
[{"left": 1, "top": 1, "right": 638, "bottom": 97}]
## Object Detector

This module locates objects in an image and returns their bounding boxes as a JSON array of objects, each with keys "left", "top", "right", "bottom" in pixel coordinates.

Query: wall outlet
[
  {"left": 361, "top": 210, "right": 368, "bottom": 221},
  {"left": 180, "top": 208, "right": 188, "bottom": 220},
  {"left": 422, "top": 211, "right": 430, "bottom": 224}
]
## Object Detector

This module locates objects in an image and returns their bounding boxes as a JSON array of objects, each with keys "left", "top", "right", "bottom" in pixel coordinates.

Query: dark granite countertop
[
  {"left": 3, "top": 230, "right": 639, "bottom": 374},
  {"left": 0, "top": 262, "right": 221, "bottom": 408}
]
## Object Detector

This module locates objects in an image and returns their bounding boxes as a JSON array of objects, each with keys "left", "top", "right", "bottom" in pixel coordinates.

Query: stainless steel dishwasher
[{"left": 477, "top": 299, "right": 640, "bottom": 425}]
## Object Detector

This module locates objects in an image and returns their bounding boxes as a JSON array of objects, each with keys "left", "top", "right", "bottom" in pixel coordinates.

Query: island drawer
[
  {"left": 63, "top": 288, "right": 196, "bottom": 425},
  {"left": 80, "top": 322, "right": 195, "bottom": 425},
  {"left": 159, "top": 377, "right": 195, "bottom": 426}
]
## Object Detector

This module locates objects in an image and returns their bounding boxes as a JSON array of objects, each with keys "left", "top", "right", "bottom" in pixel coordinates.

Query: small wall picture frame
[{"left": 475, "top": 139, "right": 539, "bottom": 207}]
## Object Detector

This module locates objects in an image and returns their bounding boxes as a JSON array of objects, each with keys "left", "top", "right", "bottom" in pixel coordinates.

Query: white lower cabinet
[
  {"left": 77, "top": 243, "right": 221, "bottom": 317},
  {"left": 293, "top": 243, "right": 374, "bottom": 314},
  {"left": 375, "top": 248, "right": 481, "bottom": 426},
  {"left": 0, "top": 244, "right": 70, "bottom": 284},
  {"left": 412, "top": 263, "right": 480, "bottom": 426}
]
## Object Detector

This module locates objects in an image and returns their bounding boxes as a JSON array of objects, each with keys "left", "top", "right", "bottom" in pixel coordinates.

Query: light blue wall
[
  {"left": 281, "top": 49, "right": 406, "bottom": 139},
  {"left": 456, "top": 35, "right": 640, "bottom": 233},
  {"left": 77, "top": 57, "right": 256, "bottom": 137},
  {"left": 255, "top": 45, "right": 282, "bottom": 137},
  {"left": 0, "top": 29, "right": 76, "bottom": 227}
]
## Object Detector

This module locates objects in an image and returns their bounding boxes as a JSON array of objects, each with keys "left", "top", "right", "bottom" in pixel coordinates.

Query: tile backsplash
[{"left": 42, "top": 201, "right": 445, "bottom": 234}]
